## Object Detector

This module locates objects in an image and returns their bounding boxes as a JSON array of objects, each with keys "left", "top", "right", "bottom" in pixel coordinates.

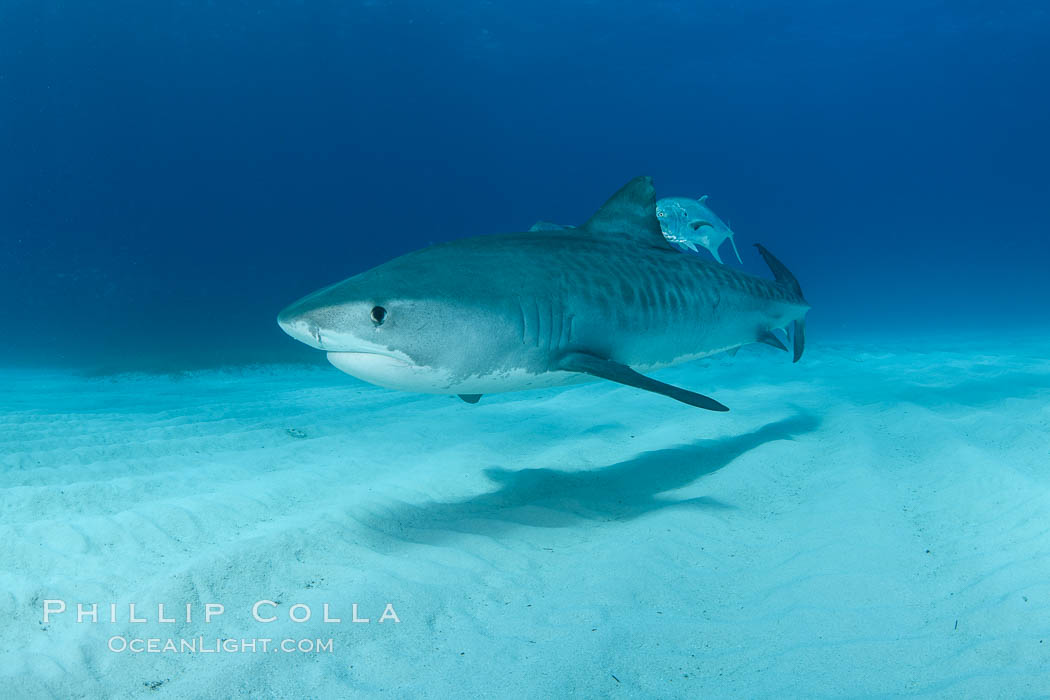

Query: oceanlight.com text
[{"left": 108, "top": 636, "right": 335, "bottom": 654}]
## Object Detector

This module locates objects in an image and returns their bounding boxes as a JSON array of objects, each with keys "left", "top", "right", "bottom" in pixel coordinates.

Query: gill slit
[
  {"left": 518, "top": 301, "right": 528, "bottom": 346},
  {"left": 531, "top": 299, "right": 540, "bottom": 348}
]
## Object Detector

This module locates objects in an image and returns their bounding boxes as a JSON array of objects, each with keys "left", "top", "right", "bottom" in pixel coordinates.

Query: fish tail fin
[{"left": 728, "top": 234, "right": 742, "bottom": 264}]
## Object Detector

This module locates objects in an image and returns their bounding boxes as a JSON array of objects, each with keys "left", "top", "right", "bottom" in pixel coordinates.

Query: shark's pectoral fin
[
  {"left": 556, "top": 352, "right": 729, "bottom": 411},
  {"left": 757, "top": 330, "right": 789, "bottom": 352},
  {"left": 458, "top": 394, "right": 483, "bottom": 404}
]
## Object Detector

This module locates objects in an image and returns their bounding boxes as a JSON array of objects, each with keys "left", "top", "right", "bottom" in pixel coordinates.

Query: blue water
[
  {"left": 4, "top": 4, "right": 1050, "bottom": 697},
  {"left": 4, "top": 1, "right": 1048, "bottom": 369}
]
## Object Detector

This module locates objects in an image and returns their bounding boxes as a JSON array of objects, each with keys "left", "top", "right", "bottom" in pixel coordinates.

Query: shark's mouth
[
  {"left": 327, "top": 351, "right": 412, "bottom": 370},
  {"left": 326, "top": 351, "right": 454, "bottom": 393}
]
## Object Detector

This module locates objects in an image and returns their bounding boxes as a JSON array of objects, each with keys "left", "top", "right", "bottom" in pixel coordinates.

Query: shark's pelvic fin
[
  {"left": 556, "top": 352, "right": 729, "bottom": 411},
  {"left": 581, "top": 176, "right": 671, "bottom": 249},
  {"left": 757, "top": 330, "right": 788, "bottom": 352},
  {"left": 458, "top": 394, "right": 483, "bottom": 404}
]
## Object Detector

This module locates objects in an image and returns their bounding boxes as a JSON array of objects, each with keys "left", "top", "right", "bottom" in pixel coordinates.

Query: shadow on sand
[{"left": 356, "top": 412, "right": 820, "bottom": 545}]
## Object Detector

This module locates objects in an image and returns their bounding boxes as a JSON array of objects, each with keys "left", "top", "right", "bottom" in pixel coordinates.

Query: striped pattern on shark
[{"left": 278, "top": 176, "right": 810, "bottom": 410}]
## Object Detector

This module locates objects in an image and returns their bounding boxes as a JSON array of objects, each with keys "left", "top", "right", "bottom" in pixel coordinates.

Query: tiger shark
[{"left": 277, "top": 176, "right": 809, "bottom": 410}]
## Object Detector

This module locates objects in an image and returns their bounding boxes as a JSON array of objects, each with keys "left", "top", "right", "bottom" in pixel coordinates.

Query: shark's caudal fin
[
  {"left": 791, "top": 320, "right": 806, "bottom": 363},
  {"left": 753, "top": 243, "right": 807, "bottom": 363},
  {"left": 581, "top": 176, "right": 673, "bottom": 249},
  {"left": 753, "top": 244, "right": 804, "bottom": 298},
  {"left": 557, "top": 352, "right": 729, "bottom": 411}
]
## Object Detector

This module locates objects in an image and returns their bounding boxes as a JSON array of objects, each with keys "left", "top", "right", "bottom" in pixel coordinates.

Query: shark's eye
[{"left": 370, "top": 306, "right": 387, "bottom": 325}]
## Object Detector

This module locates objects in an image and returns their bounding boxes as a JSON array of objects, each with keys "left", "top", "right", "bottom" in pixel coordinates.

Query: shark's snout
[
  {"left": 277, "top": 294, "right": 432, "bottom": 390},
  {"left": 277, "top": 306, "right": 326, "bottom": 349},
  {"left": 277, "top": 296, "right": 392, "bottom": 356}
]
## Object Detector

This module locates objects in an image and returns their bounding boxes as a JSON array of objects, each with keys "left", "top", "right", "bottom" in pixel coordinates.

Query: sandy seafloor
[{"left": 2, "top": 338, "right": 1049, "bottom": 698}]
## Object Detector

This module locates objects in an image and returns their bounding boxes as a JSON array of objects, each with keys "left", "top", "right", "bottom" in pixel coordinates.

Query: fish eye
[
  {"left": 657, "top": 211, "right": 665, "bottom": 217},
  {"left": 370, "top": 306, "right": 387, "bottom": 325}
]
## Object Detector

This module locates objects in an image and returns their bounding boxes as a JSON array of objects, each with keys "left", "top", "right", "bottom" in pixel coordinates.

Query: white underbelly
[{"left": 326, "top": 352, "right": 590, "bottom": 395}]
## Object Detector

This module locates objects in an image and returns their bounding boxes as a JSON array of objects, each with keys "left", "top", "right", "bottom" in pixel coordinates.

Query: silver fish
[{"left": 655, "top": 195, "right": 742, "bottom": 264}]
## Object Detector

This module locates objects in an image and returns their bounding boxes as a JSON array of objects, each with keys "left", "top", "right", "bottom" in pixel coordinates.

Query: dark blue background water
[{"left": 4, "top": 1, "right": 1048, "bottom": 369}]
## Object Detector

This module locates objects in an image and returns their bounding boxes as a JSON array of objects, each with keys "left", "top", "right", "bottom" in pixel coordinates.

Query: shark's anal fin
[
  {"left": 556, "top": 352, "right": 729, "bottom": 411},
  {"left": 757, "top": 330, "right": 789, "bottom": 352},
  {"left": 458, "top": 394, "right": 483, "bottom": 404}
]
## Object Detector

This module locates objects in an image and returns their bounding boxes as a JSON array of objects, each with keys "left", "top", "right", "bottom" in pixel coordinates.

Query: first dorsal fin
[{"left": 580, "top": 176, "right": 672, "bottom": 248}]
